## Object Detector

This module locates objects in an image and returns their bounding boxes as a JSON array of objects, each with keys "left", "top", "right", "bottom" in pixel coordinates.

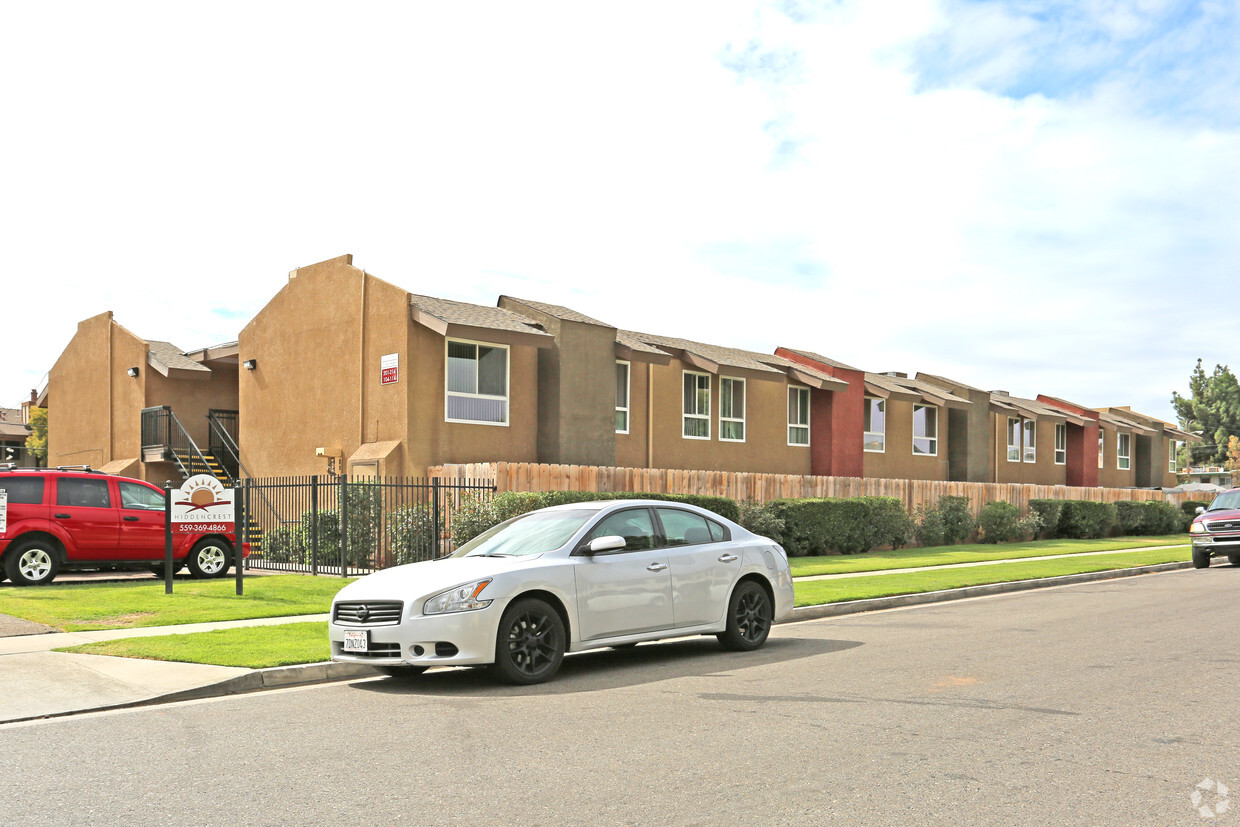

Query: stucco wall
[
  {"left": 990, "top": 416, "right": 1069, "bottom": 486},
  {"left": 615, "top": 359, "right": 651, "bottom": 469},
  {"left": 862, "top": 397, "right": 950, "bottom": 482}
]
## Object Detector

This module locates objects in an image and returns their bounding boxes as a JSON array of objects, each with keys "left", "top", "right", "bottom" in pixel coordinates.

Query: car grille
[
  {"left": 1206, "top": 520, "right": 1240, "bottom": 533},
  {"left": 334, "top": 641, "right": 402, "bottom": 659},
  {"left": 334, "top": 601, "right": 403, "bottom": 626}
]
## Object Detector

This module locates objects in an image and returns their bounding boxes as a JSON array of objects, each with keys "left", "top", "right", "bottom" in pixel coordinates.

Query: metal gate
[{"left": 237, "top": 475, "right": 496, "bottom": 576}]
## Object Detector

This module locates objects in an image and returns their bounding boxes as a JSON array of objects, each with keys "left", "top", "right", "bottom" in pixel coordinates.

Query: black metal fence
[{"left": 238, "top": 475, "right": 496, "bottom": 576}]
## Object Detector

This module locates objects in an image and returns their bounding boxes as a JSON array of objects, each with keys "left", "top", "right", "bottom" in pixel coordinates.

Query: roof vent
[
  {"left": 992, "top": 390, "right": 1009, "bottom": 396},
  {"left": 883, "top": 371, "right": 908, "bottom": 379}
]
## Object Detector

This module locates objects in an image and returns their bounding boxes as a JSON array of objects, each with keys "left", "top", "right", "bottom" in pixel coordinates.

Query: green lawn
[
  {"left": 0, "top": 576, "right": 351, "bottom": 631},
  {"left": 788, "top": 535, "right": 1187, "bottom": 578},
  {"left": 793, "top": 546, "right": 1190, "bottom": 607},
  {"left": 58, "top": 622, "right": 330, "bottom": 669}
]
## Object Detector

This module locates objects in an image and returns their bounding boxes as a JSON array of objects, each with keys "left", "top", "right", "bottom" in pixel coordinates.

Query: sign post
[
  {"left": 0, "top": 489, "right": 8, "bottom": 536},
  {"left": 164, "top": 482, "right": 174, "bottom": 594},
  {"left": 169, "top": 475, "right": 236, "bottom": 594}
]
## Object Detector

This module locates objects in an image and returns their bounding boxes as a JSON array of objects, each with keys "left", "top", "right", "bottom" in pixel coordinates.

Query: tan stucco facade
[{"left": 861, "top": 397, "right": 951, "bottom": 482}]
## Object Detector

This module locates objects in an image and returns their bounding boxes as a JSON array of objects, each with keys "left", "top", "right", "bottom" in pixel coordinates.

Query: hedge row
[
  {"left": 1029, "top": 498, "right": 1183, "bottom": 539},
  {"left": 765, "top": 497, "right": 913, "bottom": 556}
]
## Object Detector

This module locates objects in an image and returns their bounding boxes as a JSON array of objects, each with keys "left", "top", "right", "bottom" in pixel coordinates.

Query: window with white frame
[
  {"left": 1169, "top": 439, "right": 1182, "bottom": 473},
  {"left": 683, "top": 371, "right": 710, "bottom": 439},
  {"left": 615, "top": 361, "right": 630, "bottom": 434},
  {"left": 446, "top": 339, "right": 508, "bottom": 424},
  {"left": 1007, "top": 417, "right": 1021, "bottom": 462},
  {"left": 788, "top": 386, "right": 810, "bottom": 446},
  {"left": 1054, "top": 423, "right": 1067, "bottom": 465},
  {"left": 1023, "top": 418, "right": 1036, "bottom": 463},
  {"left": 1117, "top": 432, "right": 1131, "bottom": 470},
  {"left": 719, "top": 377, "right": 745, "bottom": 442},
  {"left": 912, "top": 405, "right": 937, "bottom": 456},
  {"left": 1098, "top": 430, "right": 1105, "bottom": 468},
  {"left": 863, "top": 397, "right": 886, "bottom": 452}
]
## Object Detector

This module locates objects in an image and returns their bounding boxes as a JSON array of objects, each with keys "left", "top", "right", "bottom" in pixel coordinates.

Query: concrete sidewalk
[{"left": 0, "top": 614, "right": 377, "bottom": 725}]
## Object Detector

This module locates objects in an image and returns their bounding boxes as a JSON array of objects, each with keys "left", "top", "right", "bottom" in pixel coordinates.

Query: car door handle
[
  {"left": 647, "top": 563, "right": 668, "bottom": 572},
  {"left": 123, "top": 516, "right": 140, "bottom": 522},
  {"left": 55, "top": 513, "right": 71, "bottom": 519},
  {"left": 717, "top": 554, "right": 739, "bottom": 563}
]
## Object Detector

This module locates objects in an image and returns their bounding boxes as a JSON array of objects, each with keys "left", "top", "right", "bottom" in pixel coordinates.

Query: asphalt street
[{"left": 2, "top": 567, "right": 1238, "bottom": 826}]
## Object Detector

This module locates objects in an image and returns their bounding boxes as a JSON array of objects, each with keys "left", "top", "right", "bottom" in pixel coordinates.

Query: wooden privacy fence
[{"left": 432, "top": 462, "right": 1198, "bottom": 516}]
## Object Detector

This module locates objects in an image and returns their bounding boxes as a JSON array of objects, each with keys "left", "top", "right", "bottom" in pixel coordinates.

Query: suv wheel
[
  {"left": 5, "top": 539, "right": 61, "bottom": 586},
  {"left": 187, "top": 539, "right": 232, "bottom": 579},
  {"left": 1192, "top": 547, "right": 1212, "bottom": 569}
]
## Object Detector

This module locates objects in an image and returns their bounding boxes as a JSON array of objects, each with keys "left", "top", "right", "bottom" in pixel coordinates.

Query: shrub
[
  {"left": 450, "top": 494, "right": 499, "bottom": 546},
  {"left": 977, "top": 501, "right": 1021, "bottom": 543},
  {"left": 387, "top": 505, "right": 438, "bottom": 565},
  {"left": 298, "top": 480, "right": 384, "bottom": 566},
  {"left": 1114, "top": 500, "right": 1181, "bottom": 536},
  {"left": 261, "top": 525, "right": 308, "bottom": 564},
  {"left": 1029, "top": 500, "right": 1063, "bottom": 538},
  {"left": 1056, "top": 500, "right": 1117, "bottom": 539},
  {"left": 914, "top": 495, "right": 976, "bottom": 547},
  {"left": 737, "top": 500, "right": 785, "bottom": 543},
  {"left": 768, "top": 496, "right": 910, "bottom": 556},
  {"left": 1181, "top": 499, "right": 1210, "bottom": 516}
]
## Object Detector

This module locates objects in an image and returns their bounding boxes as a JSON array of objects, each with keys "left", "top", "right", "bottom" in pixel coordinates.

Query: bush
[
  {"left": 914, "top": 495, "right": 976, "bottom": 547},
  {"left": 1029, "top": 500, "right": 1063, "bottom": 538},
  {"left": 299, "top": 480, "right": 383, "bottom": 566},
  {"left": 768, "top": 496, "right": 911, "bottom": 556},
  {"left": 1056, "top": 500, "right": 1117, "bottom": 539},
  {"left": 450, "top": 494, "right": 500, "bottom": 546},
  {"left": 387, "top": 505, "right": 438, "bottom": 565},
  {"left": 261, "top": 525, "right": 308, "bottom": 564},
  {"left": 1114, "top": 500, "right": 1182, "bottom": 536},
  {"left": 977, "top": 501, "right": 1021, "bottom": 543},
  {"left": 737, "top": 500, "right": 785, "bottom": 543}
]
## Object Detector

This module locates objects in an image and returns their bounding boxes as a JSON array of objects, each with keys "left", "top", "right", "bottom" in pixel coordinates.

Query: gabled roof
[
  {"left": 499, "top": 297, "right": 612, "bottom": 328},
  {"left": 865, "top": 373, "right": 971, "bottom": 408},
  {"left": 410, "top": 294, "right": 554, "bottom": 348},
  {"left": 145, "top": 340, "right": 211, "bottom": 379},
  {"left": 0, "top": 408, "right": 27, "bottom": 439},
  {"left": 917, "top": 372, "right": 987, "bottom": 395},
  {"left": 620, "top": 331, "right": 849, "bottom": 390},
  {"left": 991, "top": 393, "right": 1086, "bottom": 425},
  {"left": 777, "top": 347, "right": 862, "bottom": 373}
]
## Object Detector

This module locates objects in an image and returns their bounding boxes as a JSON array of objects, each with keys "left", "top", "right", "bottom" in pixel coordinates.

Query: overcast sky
[{"left": 4, "top": 1, "right": 1237, "bottom": 423}]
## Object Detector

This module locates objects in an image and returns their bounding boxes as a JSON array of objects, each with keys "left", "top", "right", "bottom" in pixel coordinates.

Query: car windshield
[
  {"left": 450, "top": 509, "right": 595, "bottom": 558},
  {"left": 1206, "top": 491, "right": 1240, "bottom": 511}
]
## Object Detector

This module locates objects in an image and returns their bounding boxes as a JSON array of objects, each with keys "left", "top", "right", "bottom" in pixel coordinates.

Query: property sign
[
  {"left": 171, "top": 474, "right": 234, "bottom": 534},
  {"left": 0, "top": 489, "right": 6, "bottom": 534},
  {"left": 381, "top": 353, "right": 399, "bottom": 385}
]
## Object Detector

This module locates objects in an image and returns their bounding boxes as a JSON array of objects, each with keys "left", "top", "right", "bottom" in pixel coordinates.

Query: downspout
[
  {"left": 107, "top": 321, "right": 114, "bottom": 464},
  {"left": 646, "top": 362, "right": 654, "bottom": 469},
  {"left": 359, "top": 270, "right": 368, "bottom": 456}
]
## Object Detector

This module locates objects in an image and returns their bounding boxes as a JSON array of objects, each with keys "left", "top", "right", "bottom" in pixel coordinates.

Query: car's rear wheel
[
  {"left": 1192, "top": 547, "right": 1212, "bottom": 569},
  {"left": 5, "top": 539, "right": 60, "bottom": 586},
  {"left": 492, "top": 597, "right": 565, "bottom": 685},
  {"left": 718, "top": 580, "right": 773, "bottom": 651},
  {"left": 187, "top": 539, "right": 232, "bottom": 579},
  {"left": 376, "top": 665, "right": 429, "bottom": 679}
]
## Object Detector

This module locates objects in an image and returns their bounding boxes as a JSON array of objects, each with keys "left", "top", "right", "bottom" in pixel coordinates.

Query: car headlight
[
  {"left": 1190, "top": 522, "right": 1206, "bottom": 534},
  {"left": 424, "top": 579, "right": 493, "bottom": 615}
]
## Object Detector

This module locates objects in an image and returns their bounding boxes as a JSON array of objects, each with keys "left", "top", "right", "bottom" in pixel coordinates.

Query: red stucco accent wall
[{"left": 776, "top": 348, "right": 865, "bottom": 478}]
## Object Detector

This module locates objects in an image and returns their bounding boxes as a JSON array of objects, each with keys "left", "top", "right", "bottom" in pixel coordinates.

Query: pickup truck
[{"left": 1189, "top": 488, "right": 1240, "bottom": 568}]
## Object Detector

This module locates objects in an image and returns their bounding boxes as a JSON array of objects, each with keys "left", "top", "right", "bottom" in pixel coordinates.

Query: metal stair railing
[
  {"left": 140, "top": 406, "right": 213, "bottom": 481},
  {"left": 206, "top": 409, "right": 278, "bottom": 548}
]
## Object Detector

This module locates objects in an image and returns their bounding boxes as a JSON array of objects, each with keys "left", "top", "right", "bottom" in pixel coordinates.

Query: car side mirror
[
  {"left": 1196, "top": 506, "right": 1206, "bottom": 514},
  {"left": 587, "top": 535, "right": 626, "bottom": 554}
]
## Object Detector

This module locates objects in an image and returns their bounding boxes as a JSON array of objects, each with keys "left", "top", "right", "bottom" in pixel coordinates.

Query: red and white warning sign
[{"left": 381, "top": 353, "right": 399, "bottom": 385}]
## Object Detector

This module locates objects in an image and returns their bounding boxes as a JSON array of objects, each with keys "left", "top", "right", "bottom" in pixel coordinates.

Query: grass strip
[
  {"left": 57, "top": 622, "right": 329, "bottom": 669},
  {"left": 0, "top": 576, "right": 350, "bottom": 631},
  {"left": 794, "top": 547, "right": 1189, "bottom": 607},
  {"left": 788, "top": 535, "right": 1187, "bottom": 578}
]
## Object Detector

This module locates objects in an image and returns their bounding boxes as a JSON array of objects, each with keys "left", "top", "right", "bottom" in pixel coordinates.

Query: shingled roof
[
  {"left": 409, "top": 294, "right": 554, "bottom": 347},
  {"left": 499, "top": 297, "right": 613, "bottom": 328},
  {"left": 619, "top": 331, "right": 848, "bottom": 389},
  {"left": 778, "top": 347, "right": 862, "bottom": 373},
  {"left": 144, "top": 340, "right": 211, "bottom": 378}
]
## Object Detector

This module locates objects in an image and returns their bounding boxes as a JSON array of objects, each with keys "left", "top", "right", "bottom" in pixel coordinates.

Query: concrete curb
[
  {"left": 785, "top": 561, "right": 1193, "bottom": 623},
  {"left": 151, "top": 661, "right": 382, "bottom": 705}
]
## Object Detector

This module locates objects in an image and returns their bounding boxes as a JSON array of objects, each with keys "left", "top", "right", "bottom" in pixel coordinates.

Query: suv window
[
  {"left": 0, "top": 476, "right": 45, "bottom": 504},
  {"left": 56, "top": 478, "right": 112, "bottom": 509},
  {"left": 119, "top": 481, "right": 165, "bottom": 511}
]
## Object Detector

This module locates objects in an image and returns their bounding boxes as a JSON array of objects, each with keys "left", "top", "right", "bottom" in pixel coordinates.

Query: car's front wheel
[
  {"left": 718, "top": 580, "right": 773, "bottom": 651},
  {"left": 1192, "top": 547, "right": 1212, "bottom": 569},
  {"left": 492, "top": 597, "right": 565, "bottom": 685},
  {"left": 5, "top": 539, "right": 60, "bottom": 586},
  {"left": 187, "top": 539, "right": 232, "bottom": 579}
]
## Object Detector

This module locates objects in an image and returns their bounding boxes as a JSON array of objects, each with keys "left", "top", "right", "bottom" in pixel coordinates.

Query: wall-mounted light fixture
[
  {"left": 243, "top": 359, "right": 257, "bottom": 370},
  {"left": 126, "top": 367, "right": 139, "bottom": 377}
]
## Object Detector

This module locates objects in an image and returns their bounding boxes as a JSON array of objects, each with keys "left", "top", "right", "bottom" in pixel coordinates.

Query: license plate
[{"left": 343, "top": 630, "right": 369, "bottom": 652}]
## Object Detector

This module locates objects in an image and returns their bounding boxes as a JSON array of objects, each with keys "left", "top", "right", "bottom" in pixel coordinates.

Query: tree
[
  {"left": 1227, "top": 435, "right": 1240, "bottom": 485},
  {"left": 1172, "top": 360, "right": 1240, "bottom": 466},
  {"left": 25, "top": 407, "right": 47, "bottom": 465}
]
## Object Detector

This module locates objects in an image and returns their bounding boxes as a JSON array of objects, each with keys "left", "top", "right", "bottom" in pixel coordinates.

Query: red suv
[{"left": 0, "top": 467, "right": 240, "bottom": 586}]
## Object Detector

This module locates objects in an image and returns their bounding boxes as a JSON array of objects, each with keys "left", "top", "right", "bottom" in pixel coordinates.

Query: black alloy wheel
[
  {"left": 718, "top": 580, "right": 773, "bottom": 651},
  {"left": 492, "top": 597, "right": 566, "bottom": 685}
]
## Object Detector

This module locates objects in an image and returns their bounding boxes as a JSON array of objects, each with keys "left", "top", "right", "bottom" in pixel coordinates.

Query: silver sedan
[{"left": 328, "top": 499, "right": 794, "bottom": 684}]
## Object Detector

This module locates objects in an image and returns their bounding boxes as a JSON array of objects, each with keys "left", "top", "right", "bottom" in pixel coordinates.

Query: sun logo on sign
[{"left": 176, "top": 477, "right": 228, "bottom": 512}]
